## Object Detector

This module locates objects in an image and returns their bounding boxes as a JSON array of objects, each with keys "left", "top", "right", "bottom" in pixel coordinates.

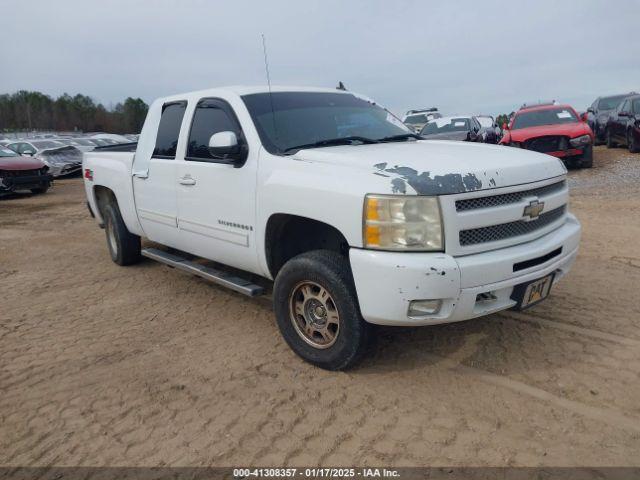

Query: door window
[
  {"left": 18, "top": 143, "right": 36, "bottom": 155},
  {"left": 186, "top": 98, "right": 241, "bottom": 161},
  {"left": 153, "top": 102, "right": 187, "bottom": 159}
]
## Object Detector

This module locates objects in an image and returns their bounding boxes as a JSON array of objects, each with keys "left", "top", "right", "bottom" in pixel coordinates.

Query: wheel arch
[{"left": 264, "top": 213, "right": 350, "bottom": 279}]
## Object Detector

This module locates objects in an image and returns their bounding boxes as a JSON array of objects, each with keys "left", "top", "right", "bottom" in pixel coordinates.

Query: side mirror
[
  {"left": 23, "top": 150, "right": 35, "bottom": 156},
  {"left": 208, "top": 131, "right": 241, "bottom": 159},
  {"left": 587, "top": 108, "right": 595, "bottom": 114},
  {"left": 580, "top": 112, "right": 589, "bottom": 122}
]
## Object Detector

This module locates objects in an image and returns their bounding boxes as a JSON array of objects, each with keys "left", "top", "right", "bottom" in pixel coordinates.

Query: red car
[
  {"left": 0, "top": 147, "right": 52, "bottom": 195},
  {"left": 500, "top": 103, "right": 594, "bottom": 168}
]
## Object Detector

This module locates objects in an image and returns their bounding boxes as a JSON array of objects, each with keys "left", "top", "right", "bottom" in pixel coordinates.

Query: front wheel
[
  {"left": 579, "top": 144, "right": 593, "bottom": 168},
  {"left": 103, "top": 203, "right": 141, "bottom": 266},
  {"left": 273, "top": 250, "right": 373, "bottom": 370}
]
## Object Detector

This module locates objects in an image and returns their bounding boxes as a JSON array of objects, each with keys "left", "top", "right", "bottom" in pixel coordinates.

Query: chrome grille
[
  {"left": 459, "top": 206, "right": 566, "bottom": 246},
  {"left": 455, "top": 181, "right": 565, "bottom": 212}
]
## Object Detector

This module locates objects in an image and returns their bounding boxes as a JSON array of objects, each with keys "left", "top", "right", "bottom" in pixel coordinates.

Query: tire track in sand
[{"left": 425, "top": 352, "right": 640, "bottom": 434}]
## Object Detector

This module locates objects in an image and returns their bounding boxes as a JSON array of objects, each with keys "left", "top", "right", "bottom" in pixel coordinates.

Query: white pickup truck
[{"left": 83, "top": 86, "right": 581, "bottom": 370}]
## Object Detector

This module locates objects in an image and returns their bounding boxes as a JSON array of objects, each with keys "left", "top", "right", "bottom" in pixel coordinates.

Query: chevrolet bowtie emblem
[{"left": 523, "top": 200, "right": 545, "bottom": 219}]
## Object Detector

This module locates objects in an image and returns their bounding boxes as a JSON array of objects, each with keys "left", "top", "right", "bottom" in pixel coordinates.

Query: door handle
[{"left": 179, "top": 176, "right": 196, "bottom": 186}]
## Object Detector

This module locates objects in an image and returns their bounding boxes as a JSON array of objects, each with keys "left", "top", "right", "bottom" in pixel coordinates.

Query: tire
[
  {"left": 606, "top": 128, "right": 617, "bottom": 148},
  {"left": 628, "top": 129, "right": 640, "bottom": 153},
  {"left": 30, "top": 185, "right": 49, "bottom": 194},
  {"left": 273, "top": 250, "right": 374, "bottom": 371},
  {"left": 103, "top": 202, "right": 141, "bottom": 266},
  {"left": 579, "top": 144, "right": 593, "bottom": 168}
]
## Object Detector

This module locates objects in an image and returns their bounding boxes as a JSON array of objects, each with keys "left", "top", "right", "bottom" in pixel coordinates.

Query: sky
[{"left": 1, "top": 0, "right": 639, "bottom": 117}]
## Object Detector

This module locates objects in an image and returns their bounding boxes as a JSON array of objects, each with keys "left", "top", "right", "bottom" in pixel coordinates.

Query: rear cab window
[{"left": 153, "top": 102, "right": 187, "bottom": 159}]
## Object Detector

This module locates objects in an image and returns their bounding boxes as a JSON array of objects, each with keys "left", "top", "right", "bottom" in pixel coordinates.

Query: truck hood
[
  {"left": 0, "top": 155, "right": 45, "bottom": 171},
  {"left": 507, "top": 122, "right": 591, "bottom": 142},
  {"left": 291, "top": 140, "right": 566, "bottom": 195}
]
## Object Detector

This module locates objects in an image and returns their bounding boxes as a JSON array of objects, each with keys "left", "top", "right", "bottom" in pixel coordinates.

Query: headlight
[
  {"left": 363, "top": 195, "right": 443, "bottom": 251},
  {"left": 569, "top": 134, "right": 591, "bottom": 147}
]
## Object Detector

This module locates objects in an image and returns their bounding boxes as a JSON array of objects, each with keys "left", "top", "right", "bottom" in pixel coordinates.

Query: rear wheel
[
  {"left": 103, "top": 203, "right": 141, "bottom": 266},
  {"left": 606, "top": 128, "right": 617, "bottom": 148},
  {"left": 273, "top": 250, "right": 373, "bottom": 370},
  {"left": 628, "top": 129, "right": 639, "bottom": 153}
]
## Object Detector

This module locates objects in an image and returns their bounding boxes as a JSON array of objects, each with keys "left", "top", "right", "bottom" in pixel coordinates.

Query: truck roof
[{"left": 156, "top": 85, "right": 351, "bottom": 104}]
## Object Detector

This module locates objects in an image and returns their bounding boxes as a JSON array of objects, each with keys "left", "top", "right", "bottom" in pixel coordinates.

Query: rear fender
[{"left": 83, "top": 151, "right": 144, "bottom": 236}]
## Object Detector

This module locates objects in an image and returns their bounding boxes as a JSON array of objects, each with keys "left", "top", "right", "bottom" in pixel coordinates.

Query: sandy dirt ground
[{"left": 1, "top": 146, "right": 640, "bottom": 467}]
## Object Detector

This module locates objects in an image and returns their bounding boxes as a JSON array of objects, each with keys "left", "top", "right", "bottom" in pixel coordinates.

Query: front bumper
[
  {"left": 547, "top": 148, "right": 584, "bottom": 158},
  {"left": 0, "top": 173, "right": 52, "bottom": 193},
  {"left": 350, "top": 214, "right": 581, "bottom": 326}
]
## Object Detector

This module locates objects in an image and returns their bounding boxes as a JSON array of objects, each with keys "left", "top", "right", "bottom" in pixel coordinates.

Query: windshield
[
  {"left": 512, "top": 108, "right": 578, "bottom": 129},
  {"left": 242, "top": 91, "right": 410, "bottom": 154},
  {"left": 598, "top": 95, "right": 627, "bottom": 110},
  {"left": 0, "top": 147, "right": 19, "bottom": 157},
  {"left": 476, "top": 116, "right": 493, "bottom": 128},
  {"left": 422, "top": 117, "right": 470, "bottom": 135},
  {"left": 404, "top": 114, "right": 429, "bottom": 125}
]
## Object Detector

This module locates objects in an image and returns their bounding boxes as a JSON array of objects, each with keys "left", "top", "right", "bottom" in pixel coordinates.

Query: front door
[
  {"left": 175, "top": 98, "right": 259, "bottom": 274},
  {"left": 133, "top": 101, "right": 186, "bottom": 248},
  {"left": 613, "top": 100, "right": 629, "bottom": 142}
]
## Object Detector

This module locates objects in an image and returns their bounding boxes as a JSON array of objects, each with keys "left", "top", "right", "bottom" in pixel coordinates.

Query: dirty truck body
[{"left": 83, "top": 86, "right": 581, "bottom": 370}]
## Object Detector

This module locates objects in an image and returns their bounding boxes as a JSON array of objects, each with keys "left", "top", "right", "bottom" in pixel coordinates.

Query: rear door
[
  {"left": 133, "top": 101, "right": 186, "bottom": 248},
  {"left": 175, "top": 97, "right": 259, "bottom": 274}
]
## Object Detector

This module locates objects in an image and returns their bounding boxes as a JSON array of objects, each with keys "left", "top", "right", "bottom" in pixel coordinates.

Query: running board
[{"left": 141, "top": 247, "right": 264, "bottom": 297}]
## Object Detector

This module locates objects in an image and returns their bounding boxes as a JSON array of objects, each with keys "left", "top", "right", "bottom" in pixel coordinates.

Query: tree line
[
  {"left": 495, "top": 113, "right": 515, "bottom": 129},
  {"left": 0, "top": 90, "right": 148, "bottom": 134}
]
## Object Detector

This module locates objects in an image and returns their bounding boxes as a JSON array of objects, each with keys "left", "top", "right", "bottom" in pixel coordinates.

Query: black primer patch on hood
[{"left": 373, "top": 164, "right": 484, "bottom": 195}]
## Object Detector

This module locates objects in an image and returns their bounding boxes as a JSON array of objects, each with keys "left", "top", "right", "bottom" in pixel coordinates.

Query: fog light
[{"left": 408, "top": 299, "right": 442, "bottom": 318}]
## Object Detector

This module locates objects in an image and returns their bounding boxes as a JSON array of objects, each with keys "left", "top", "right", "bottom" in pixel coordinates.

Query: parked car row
[
  {"left": 402, "top": 90, "right": 639, "bottom": 170},
  {"left": 0, "top": 132, "right": 138, "bottom": 197}
]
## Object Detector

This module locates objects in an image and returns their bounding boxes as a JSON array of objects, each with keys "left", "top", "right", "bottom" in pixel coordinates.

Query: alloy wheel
[{"left": 289, "top": 281, "right": 340, "bottom": 349}]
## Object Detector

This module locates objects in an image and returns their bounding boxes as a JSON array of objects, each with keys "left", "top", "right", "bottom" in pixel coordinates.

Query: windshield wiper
[
  {"left": 283, "top": 136, "right": 379, "bottom": 154},
  {"left": 377, "top": 133, "right": 423, "bottom": 142}
]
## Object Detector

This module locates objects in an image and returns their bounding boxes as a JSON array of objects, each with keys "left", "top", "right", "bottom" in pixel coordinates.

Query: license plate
[{"left": 511, "top": 273, "right": 555, "bottom": 310}]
